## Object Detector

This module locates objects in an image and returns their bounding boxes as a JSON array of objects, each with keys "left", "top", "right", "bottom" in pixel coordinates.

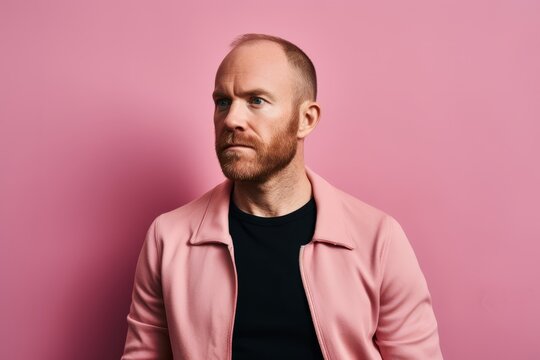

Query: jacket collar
[{"left": 189, "top": 166, "right": 355, "bottom": 250}]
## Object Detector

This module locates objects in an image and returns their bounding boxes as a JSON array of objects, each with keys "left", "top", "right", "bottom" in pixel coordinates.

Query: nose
[{"left": 220, "top": 100, "right": 247, "bottom": 131}]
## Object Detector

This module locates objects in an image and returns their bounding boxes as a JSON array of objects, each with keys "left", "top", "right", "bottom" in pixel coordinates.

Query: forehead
[{"left": 214, "top": 41, "right": 295, "bottom": 98}]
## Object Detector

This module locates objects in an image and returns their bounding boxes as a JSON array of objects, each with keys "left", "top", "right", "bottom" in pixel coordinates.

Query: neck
[{"left": 231, "top": 161, "right": 312, "bottom": 217}]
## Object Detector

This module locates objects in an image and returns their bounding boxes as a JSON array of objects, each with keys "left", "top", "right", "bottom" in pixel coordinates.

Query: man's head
[
  {"left": 228, "top": 34, "right": 318, "bottom": 106},
  {"left": 213, "top": 33, "right": 320, "bottom": 183}
]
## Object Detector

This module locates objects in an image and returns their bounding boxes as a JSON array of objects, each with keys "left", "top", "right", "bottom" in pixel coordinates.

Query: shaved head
[{"left": 219, "top": 33, "right": 317, "bottom": 108}]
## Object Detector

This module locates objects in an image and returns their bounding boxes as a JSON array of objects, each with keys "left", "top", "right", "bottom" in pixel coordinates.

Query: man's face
[{"left": 213, "top": 41, "right": 300, "bottom": 183}]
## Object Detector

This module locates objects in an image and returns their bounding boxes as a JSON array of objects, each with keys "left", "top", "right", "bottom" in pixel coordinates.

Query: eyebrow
[{"left": 212, "top": 88, "right": 275, "bottom": 101}]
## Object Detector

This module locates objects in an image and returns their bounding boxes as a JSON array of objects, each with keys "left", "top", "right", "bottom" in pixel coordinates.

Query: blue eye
[
  {"left": 250, "top": 96, "right": 265, "bottom": 105},
  {"left": 215, "top": 98, "right": 231, "bottom": 109}
]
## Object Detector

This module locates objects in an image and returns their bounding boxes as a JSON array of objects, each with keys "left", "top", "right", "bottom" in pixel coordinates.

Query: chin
[
  {"left": 219, "top": 161, "right": 267, "bottom": 182},
  {"left": 221, "top": 166, "right": 258, "bottom": 181}
]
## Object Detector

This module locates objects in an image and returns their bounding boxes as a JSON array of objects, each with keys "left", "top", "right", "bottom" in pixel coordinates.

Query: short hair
[{"left": 229, "top": 33, "right": 317, "bottom": 105}]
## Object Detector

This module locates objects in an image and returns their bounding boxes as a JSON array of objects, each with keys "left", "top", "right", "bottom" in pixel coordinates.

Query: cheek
[
  {"left": 213, "top": 119, "right": 224, "bottom": 134},
  {"left": 213, "top": 111, "right": 224, "bottom": 124}
]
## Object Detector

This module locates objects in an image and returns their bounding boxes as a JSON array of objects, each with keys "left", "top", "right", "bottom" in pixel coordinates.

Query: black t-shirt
[{"left": 228, "top": 191, "right": 325, "bottom": 360}]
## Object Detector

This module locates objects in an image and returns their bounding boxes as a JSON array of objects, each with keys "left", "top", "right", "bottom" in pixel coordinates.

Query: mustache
[{"left": 217, "top": 133, "right": 259, "bottom": 150}]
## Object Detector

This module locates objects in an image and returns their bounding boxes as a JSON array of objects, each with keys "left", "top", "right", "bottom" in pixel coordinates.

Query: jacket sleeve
[
  {"left": 374, "top": 216, "right": 443, "bottom": 359},
  {"left": 121, "top": 216, "right": 173, "bottom": 359}
]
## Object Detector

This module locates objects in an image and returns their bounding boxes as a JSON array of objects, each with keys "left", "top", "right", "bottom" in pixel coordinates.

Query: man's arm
[
  {"left": 374, "top": 216, "right": 443, "bottom": 359},
  {"left": 121, "top": 216, "right": 173, "bottom": 359}
]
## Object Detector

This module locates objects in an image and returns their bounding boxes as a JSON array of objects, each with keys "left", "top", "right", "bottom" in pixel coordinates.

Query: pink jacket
[{"left": 122, "top": 167, "right": 443, "bottom": 359}]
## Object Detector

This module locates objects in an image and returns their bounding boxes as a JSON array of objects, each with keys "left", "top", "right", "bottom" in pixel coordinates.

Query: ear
[{"left": 297, "top": 100, "right": 321, "bottom": 139}]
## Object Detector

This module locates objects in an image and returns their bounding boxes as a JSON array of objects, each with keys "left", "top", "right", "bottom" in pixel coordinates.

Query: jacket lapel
[{"left": 189, "top": 166, "right": 355, "bottom": 250}]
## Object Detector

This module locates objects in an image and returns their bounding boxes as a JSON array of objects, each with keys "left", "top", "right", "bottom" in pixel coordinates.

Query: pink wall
[{"left": 1, "top": 1, "right": 539, "bottom": 359}]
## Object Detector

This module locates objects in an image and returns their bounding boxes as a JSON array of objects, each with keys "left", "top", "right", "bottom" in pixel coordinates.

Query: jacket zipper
[
  {"left": 227, "top": 244, "right": 238, "bottom": 360},
  {"left": 299, "top": 245, "right": 329, "bottom": 360}
]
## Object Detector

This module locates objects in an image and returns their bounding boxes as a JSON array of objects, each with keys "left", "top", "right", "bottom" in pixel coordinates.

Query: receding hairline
[{"left": 226, "top": 34, "right": 317, "bottom": 104}]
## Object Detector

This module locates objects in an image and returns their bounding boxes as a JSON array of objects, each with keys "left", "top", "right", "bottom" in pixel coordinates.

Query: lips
[{"left": 224, "top": 144, "right": 252, "bottom": 149}]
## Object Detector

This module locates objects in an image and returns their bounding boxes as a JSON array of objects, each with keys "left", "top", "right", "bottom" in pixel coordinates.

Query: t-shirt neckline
[{"left": 229, "top": 192, "right": 316, "bottom": 226}]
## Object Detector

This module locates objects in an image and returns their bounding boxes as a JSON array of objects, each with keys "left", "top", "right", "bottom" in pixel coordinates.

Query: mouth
[{"left": 224, "top": 144, "right": 252, "bottom": 150}]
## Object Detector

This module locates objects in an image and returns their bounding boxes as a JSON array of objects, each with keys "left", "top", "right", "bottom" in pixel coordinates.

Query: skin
[{"left": 213, "top": 40, "right": 321, "bottom": 217}]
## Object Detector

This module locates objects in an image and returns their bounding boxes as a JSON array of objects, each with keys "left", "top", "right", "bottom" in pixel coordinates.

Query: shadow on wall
[{"left": 54, "top": 112, "right": 198, "bottom": 359}]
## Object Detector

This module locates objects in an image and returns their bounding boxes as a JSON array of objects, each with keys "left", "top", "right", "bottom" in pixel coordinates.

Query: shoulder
[
  {"left": 334, "top": 185, "right": 389, "bottom": 221},
  {"left": 327, "top": 184, "right": 417, "bottom": 287},
  {"left": 329, "top": 182, "right": 405, "bottom": 253},
  {"left": 334, "top": 184, "right": 398, "bottom": 232},
  {"left": 151, "top": 183, "right": 221, "bottom": 241},
  {"left": 307, "top": 167, "right": 404, "bottom": 250}
]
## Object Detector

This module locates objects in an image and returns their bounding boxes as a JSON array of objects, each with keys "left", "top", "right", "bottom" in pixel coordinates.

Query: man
[{"left": 122, "top": 33, "right": 443, "bottom": 359}]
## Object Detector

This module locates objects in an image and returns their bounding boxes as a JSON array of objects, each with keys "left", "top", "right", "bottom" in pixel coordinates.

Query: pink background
[{"left": 1, "top": 1, "right": 539, "bottom": 359}]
